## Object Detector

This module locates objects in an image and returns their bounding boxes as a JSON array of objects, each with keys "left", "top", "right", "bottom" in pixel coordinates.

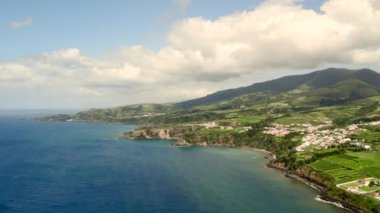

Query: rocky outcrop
[
  {"left": 267, "top": 161, "right": 287, "bottom": 171},
  {"left": 175, "top": 138, "right": 192, "bottom": 147},
  {"left": 123, "top": 127, "right": 175, "bottom": 140},
  {"left": 122, "top": 126, "right": 195, "bottom": 146},
  {"left": 122, "top": 126, "right": 237, "bottom": 147}
]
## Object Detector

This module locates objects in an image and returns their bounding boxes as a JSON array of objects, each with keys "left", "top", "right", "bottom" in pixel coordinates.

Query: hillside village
[
  {"left": 195, "top": 119, "right": 378, "bottom": 153},
  {"left": 264, "top": 122, "right": 376, "bottom": 152}
]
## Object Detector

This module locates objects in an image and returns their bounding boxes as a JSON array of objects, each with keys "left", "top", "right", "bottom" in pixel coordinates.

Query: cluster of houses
[
  {"left": 201, "top": 122, "right": 218, "bottom": 129},
  {"left": 197, "top": 119, "right": 379, "bottom": 152},
  {"left": 368, "top": 121, "right": 380, "bottom": 126},
  {"left": 263, "top": 124, "right": 292, "bottom": 136},
  {"left": 264, "top": 122, "right": 372, "bottom": 152},
  {"left": 263, "top": 123, "right": 332, "bottom": 137},
  {"left": 338, "top": 178, "right": 380, "bottom": 200},
  {"left": 295, "top": 124, "right": 370, "bottom": 152},
  {"left": 346, "top": 178, "right": 373, "bottom": 193}
]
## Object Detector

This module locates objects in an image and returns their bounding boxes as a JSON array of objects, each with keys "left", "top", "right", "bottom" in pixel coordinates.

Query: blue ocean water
[{"left": 0, "top": 113, "right": 345, "bottom": 213}]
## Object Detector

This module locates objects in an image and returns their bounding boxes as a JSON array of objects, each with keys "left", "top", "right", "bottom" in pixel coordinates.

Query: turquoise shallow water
[{"left": 0, "top": 114, "right": 345, "bottom": 212}]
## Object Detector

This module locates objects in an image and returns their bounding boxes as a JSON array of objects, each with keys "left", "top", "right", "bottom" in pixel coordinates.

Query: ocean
[{"left": 0, "top": 112, "right": 345, "bottom": 212}]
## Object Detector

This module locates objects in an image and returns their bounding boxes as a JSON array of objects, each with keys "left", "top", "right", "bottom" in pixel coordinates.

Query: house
[
  {"left": 369, "top": 121, "right": 380, "bottom": 126},
  {"left": 359, "top": 178, "right": 372, "bottom": 186},
  {"left": 203, "top": 122, "right": 217, "bottom": 129},
  {"left": 368, "top": 191, "right": 380, "bottom": 197},
  {"left": 347, "top": 124, "right": 359, "bottom": 131},
  {"left": 348, "top": 186, "right": 359, "bottom": 192}
]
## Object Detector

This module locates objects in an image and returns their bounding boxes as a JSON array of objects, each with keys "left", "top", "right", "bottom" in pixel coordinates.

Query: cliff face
[{"left": 294, "top": 166, "right": 334, "bottom": 188}]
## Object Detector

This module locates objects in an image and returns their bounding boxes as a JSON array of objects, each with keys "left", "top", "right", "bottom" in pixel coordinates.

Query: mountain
[
  {"left": 39, "top": 68, "right": 380, "bottom": 124},
  {"left": 177, "top": 68, "right": 380, "bottom": 108}
]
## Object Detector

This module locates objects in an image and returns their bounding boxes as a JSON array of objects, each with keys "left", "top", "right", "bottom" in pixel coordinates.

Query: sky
[{"left": 0, "top": 0, "right": 379, "bottom": 109}]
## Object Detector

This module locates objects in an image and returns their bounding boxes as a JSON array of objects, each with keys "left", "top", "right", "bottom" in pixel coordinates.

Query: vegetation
[{"left": 352, "top": 126, "right": 380, "bottom": 149}]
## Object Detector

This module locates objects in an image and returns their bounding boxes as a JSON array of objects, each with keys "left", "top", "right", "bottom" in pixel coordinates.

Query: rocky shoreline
[
  {"left": 261, "top": 152, "right": 359, "bottom": 212},
  {"left": 267, "top": 159, "right": 365, "bottom": 213}
]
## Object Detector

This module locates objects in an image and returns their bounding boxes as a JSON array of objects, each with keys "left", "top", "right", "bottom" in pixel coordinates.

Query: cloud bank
[{"left": 1, "top": 0, "right": 380, "bottom": 108}]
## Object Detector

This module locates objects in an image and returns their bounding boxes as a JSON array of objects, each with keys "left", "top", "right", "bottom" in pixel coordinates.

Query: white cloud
[
  {"left": 1, "top": 0, "right": 380, "bottom": 108},
  {"left": 162, "top": 0, "right": 380, "bottom": 76},
  {"left": 9, "top": 17, "right": 33, "bottom": 29}
]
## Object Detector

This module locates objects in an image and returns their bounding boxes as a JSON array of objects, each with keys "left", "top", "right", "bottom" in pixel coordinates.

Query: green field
[
  {"left": 309, "top": 151, "right": 380, "bottom": 184},
  {"left": 275, "top": 111, "right": 328, "bottom": 125},
  {"left": 226, "top": 115, "right": 268, "bottom": 125}
]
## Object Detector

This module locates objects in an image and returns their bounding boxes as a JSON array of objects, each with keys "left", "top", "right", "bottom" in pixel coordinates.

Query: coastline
[{"left": 285, "top": 172, "right": 366, "bottom": 213}]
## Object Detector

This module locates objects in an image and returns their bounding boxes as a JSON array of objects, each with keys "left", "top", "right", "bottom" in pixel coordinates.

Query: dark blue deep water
[{"left": 0, "top": 113, "right": 345, "bottom": 212}]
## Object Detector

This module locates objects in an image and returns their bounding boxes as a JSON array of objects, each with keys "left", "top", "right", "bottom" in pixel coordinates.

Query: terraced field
[{"left": 309, "top": 152, "right": 380, "bottom": 184}]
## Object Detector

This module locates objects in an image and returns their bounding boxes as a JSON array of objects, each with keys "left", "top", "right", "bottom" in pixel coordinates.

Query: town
[{"left": 264, "top": 122, "right": 374, "bottom": 152}]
